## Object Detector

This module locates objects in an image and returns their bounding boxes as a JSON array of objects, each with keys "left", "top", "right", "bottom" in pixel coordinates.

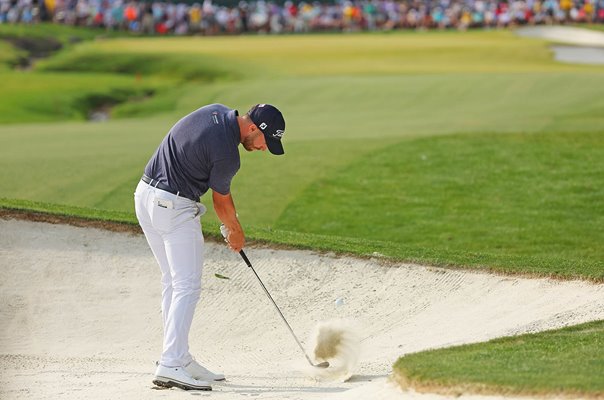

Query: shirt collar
[{"left": 226, "top": 109, "right": 239, "bottom": 143}]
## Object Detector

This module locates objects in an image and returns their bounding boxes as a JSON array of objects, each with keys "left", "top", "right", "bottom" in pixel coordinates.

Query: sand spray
[{"left": 305, "top": 319, "right": 361, "bottom": 381}]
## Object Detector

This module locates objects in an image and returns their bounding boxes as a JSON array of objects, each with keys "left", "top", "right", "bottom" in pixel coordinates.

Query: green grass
[
  {"left": 0, "top": 24, "right": 127, "bottom": 69},
  {"left": 190, "top": 73, "right": 604, "bottom": 141},
  {"left": 0, "top": 197, "right": 136, "bottom": 224},
  {"left": 0, "top": 40, "right": 22, "bottom": 70},
  {"left": 277, "top": 131, "right": 604, "bottom": 280},
  {"left": 393, "top": 320, "right": 604, "bottom": 397},
  {"left": 34, "top": 30, "right": 602, "bottom": 77},
  {"left": 0, "top": 22, "right": 129, "bottom": 43},
  {"left": 0, "top": 33, "right": 178, "bottom": 122},
  {"left": 3, "top": 28, "right": 604, "bottom": 127},
  {"left": 0, "top": 71, "right": 165, "bottom": 123},
  {"left": 38, "top": 50, "right": 243, "bottom": 82}
]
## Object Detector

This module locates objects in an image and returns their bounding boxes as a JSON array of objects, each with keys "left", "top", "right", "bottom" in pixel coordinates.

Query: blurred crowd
[{"left": 1, "top": 0, "right": 603, "bottom": 34}]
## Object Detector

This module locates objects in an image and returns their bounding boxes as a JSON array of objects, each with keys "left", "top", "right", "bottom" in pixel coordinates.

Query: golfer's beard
[{"left": 242, "top": 136, "right": 256, "bottom": 151}]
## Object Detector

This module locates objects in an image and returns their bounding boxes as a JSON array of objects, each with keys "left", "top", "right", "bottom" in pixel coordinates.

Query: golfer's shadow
[
  {"left": 215, "top": 383, "right": 348, "bottom": 394},
  {"left": 345, "top": 373, "right": 388, "bottom": 382},
  {"left": 208, "top": 374, "right": 388, "bottom": 394}
]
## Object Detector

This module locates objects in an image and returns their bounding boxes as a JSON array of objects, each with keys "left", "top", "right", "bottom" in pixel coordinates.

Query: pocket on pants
[
  {"left": 195, "top": 202, "right": 207, "bottom": 217},
  {"left": 151, "top": 196, "right": 175, "bottom": 233}
]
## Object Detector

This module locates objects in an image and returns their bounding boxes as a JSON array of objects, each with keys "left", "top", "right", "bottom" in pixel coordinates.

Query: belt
[{"left": 141, "top": 175, "right": 196, "bottom": 201}]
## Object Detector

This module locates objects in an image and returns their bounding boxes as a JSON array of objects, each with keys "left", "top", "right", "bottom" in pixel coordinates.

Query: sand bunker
[
  {"left": 516, "top": 26, "right": 604, "bottom": 48},
  {"left": 515, "top": 26, "right": 604, "bottom": 65},
  {"left": 1, "top": 219, "right": 603, "bottom": 400},
  {"left": 550, "top": 45, "right": 604, "bottom": 65}
]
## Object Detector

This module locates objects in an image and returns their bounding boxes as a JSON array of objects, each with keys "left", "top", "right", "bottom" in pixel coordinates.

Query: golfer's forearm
[{"left": 212, "top": 191, "right": 243, "bottom": 234}]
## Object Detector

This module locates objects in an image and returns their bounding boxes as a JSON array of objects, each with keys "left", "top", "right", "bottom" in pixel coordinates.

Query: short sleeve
[{"left": 208, "top": 158, "right": 240, "bottom": 195}]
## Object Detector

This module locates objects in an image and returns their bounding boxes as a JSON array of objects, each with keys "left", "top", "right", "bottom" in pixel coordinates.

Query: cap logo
[
  {"left": 259, "top": 122, "right": 268, "bottom": 130},
  {"left": 274, "top": 130, "right": 285, "bottom": 139}
]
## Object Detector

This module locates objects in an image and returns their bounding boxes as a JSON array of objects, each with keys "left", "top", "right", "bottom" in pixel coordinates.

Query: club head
[{"left": 314, "top": 361, "right": 330, "bottom": 368}]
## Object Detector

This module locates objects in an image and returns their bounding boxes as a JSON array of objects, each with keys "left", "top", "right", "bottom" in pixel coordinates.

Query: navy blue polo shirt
[{"left": 144, "top": 104, "right": 241, "bottom": 199}]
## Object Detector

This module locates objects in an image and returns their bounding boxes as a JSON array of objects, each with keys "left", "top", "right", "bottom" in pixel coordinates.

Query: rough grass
[
  {"left": 0, "top": 40, "right": 22, "bottom": 70},
  {"left": 37, "top": 50, "right": 242, "bottom": 82},
  {"left": 0, "top": 71, "right": 164, "bottom": 123},
  {"left": 0, "top": 22, "right": 128, "bottom": 43},
  {"left": 0, "top": 27, "right": 178, "bottom": 123},
  {"left": 393, "top": 320, "right": 604, "bottom": 397}
]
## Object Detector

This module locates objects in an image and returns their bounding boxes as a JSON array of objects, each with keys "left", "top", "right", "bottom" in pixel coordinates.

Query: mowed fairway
[{"left": 1, "top": 28, "right": 603, "bottom": 279}]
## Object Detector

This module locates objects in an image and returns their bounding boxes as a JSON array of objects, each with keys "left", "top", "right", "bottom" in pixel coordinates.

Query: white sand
[
  {"left": 1, "top": 219, "right": 603, "bottom": 400},
  {"left": 550, "top": 45, "right": 604, "bottom": 65},
  {"left": 515, "top": 26, "right": 604, "bottom": 47}
]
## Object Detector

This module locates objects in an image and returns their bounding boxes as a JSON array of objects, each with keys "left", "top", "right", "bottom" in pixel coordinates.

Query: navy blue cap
[{"left": 247, "top": 104, "right": 285, "bottom": 155}]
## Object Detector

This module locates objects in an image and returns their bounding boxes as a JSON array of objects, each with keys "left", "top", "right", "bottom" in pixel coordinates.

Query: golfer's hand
[
  {"left": 220, "top": 224, "right": 244, "bottom": 252},
  {"left": 227, "top": 231, "right": 244, "bottom": 252}
]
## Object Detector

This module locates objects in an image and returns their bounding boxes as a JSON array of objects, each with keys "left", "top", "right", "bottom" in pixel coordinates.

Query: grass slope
[
  {"left": 277, "top": 131, "right": 604, "bottom": 280},
  {"left": 393, "top": 320, "right": 604, "bottom": 397},
  {"left": 0, "top": 25, "right": 179, "bottom": 123},
  {"left": 0, "top": 40, "right": 23, "bottom": 70},
  {"left": 0, "top": 71, "right": 164, "bottom": 123},
  {"left": 187, "top": 73, "right": 604, "bottom": 142},
  {"left": 3, "top": 28, "right": 604, "bottom": 123},
  {"left": 0, "top": 23, "right": 123, "bottom": 42},
  {"left": 51, "top": 30, "right": 599, "bottom": 76}
]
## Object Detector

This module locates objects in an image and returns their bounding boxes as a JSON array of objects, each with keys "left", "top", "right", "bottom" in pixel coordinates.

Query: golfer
[{"left": 134, "top": 103, "right": 286, "bottom": 391}]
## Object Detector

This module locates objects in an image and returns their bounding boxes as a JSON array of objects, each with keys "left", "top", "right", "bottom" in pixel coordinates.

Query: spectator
[{"left": 1, "top": 0, "right": 602, "bottom": 35}]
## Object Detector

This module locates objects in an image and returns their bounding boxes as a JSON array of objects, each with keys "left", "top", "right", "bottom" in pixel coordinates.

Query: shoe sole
[
  {"left": 152, "top": 377, "right": 212, "bottom": 391},
  {"left": 190, "top": 376, "right": 226, "bottom": 382},
  {"left": 195, "top": 376, "right": 226, "bottom": 381}
]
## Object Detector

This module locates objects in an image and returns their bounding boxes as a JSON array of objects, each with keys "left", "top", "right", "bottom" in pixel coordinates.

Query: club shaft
[{"left": 239, "top": 250, "right": 315, "bottom": 366}]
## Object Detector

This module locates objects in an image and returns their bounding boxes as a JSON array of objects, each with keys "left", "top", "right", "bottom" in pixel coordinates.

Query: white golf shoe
[
  {"left": 153, "top": 364, "right": 212, "bottom": 391},
  {"left": 184, "top": 359, "right": 226, "bottom": 381}
]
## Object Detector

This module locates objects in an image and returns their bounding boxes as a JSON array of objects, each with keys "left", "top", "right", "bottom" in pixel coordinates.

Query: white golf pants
[{"left": 134, "top": 180, "right": 206, "bottom": 368}]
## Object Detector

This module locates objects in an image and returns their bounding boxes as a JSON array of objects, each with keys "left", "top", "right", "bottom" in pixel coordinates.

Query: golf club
[{"left": 238, "top": 249, "right": 329, "bottom": 369}]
